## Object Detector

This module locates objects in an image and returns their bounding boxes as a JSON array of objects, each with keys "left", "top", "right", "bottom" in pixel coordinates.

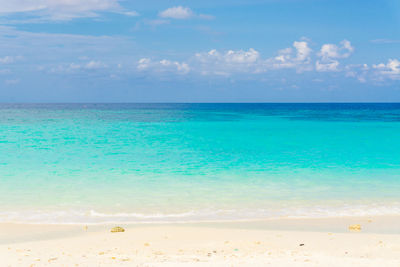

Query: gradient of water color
[{"left": 0, "top": 103, "right": 400, "bottom": 223}]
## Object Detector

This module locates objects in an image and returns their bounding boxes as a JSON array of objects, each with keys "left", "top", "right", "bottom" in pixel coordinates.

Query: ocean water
[{"left": 0, "top": 103, "right": 400, "bottom": 224}]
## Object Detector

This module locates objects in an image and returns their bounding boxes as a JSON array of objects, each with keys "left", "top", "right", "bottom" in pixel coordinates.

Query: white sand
[{"left": 1, "top": 216, "right": 400, "bottom": 266}]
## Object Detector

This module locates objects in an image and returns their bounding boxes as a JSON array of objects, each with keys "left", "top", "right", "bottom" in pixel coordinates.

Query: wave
[{"left": 1, "top": 203, "right": 400, "bottom": 224}]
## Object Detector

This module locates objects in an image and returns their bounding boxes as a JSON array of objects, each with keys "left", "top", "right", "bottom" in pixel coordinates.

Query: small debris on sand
[
  {"left": 110, "top": 226, "right": 125, "bottom": 233},
  {"left": 48, "top": 257, "right": 58, "bottom": 262},
  {"left": 348, "top": 224, "right": 361, "bottom": 232}
]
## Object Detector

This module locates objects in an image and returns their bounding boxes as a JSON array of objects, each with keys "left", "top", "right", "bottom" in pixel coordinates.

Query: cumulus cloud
[
  {"left": 137, "top": 58, "right": 190, "bottom": 74},
  {"left": 345, "top": 64, "right": 369, "bottom": 83},
  {"left": 0, "top": 0, "right": 138, "bottom": 20},
  {"left": 316, "top": 40, "right": 354, "bottom": 72},
  {"left": 294, "top": 41, "right": 312, "bottom": 61},
  {"left": 318, "top": 40, "right": 354, "bottom": 60},
  {"left": 372, "top": 59, "right": 400, "bottom": 80},
  {"left": 158, "top": 6, "right": 212, "bottom": 20},
  {"left": 225, "top": 48, "right": 260, "bottom": 63},
  {"left": 195, "top": 48, "right": 262, "bottom": 75},
  {"left": 271, "top": 41, "right": 312, "bottom": 71},
  {"left": 191, "top": 39, "right": 360, "bottom": 77},
  {"left": 344, "top": 60, "right": 400, "bottom": 83},
  {"left": 159, "top": 6, "right": 193, "bottom": 19},
  {"left": 8, "top": 28, "right": 394, "bottom": 85},
  {"left": 198, "top": 48, "right": 260, "bottom": 64}
]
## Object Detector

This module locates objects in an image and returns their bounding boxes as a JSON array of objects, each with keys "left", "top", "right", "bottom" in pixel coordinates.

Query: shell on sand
[
  {"left": 348, "top": 224, "right": 361, "bottom": 231},
  {"left": 110, "top": 226, "right": 125, "bottom": 233}
]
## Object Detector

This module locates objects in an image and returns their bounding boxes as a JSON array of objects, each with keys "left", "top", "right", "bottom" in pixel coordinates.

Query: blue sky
[{"left": 0, "top": 0, "right": 399, "bottom": 102}]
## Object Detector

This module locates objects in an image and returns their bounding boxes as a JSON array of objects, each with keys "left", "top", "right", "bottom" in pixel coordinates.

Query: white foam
[{"left": 1, "top": 202, "right": 400, "bottom": 224}]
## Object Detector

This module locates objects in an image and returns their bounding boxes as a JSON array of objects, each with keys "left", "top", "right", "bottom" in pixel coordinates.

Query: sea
[{"left": 0, "top": 103, "right": 399, "bottom": 224}]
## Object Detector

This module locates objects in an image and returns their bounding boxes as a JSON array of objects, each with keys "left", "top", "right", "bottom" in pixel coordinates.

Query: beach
[
  {"left": 1, "top": 104, "right": 400, "bottom": 265},
  {"left": 1, "top": 216, "right": 400, "bottom": 266},
  {"left": 1, "top": 0, "right": 400, "bottom": 263}
]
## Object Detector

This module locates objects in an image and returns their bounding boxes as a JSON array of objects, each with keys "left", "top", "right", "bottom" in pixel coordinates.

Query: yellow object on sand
[
  {"left": 110, "top": 226, "right": 125, "bottom": 233},
  {"left": 348, "top": 224, "right": 361, "bottom": 231}
]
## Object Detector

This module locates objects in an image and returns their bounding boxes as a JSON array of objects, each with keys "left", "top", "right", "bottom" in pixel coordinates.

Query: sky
[{"left": 0, "top": 0, "right": 399, "bottom": 102}]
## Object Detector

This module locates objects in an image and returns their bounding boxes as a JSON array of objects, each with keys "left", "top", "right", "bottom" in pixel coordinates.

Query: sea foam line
[{"left": 1, "top": 203, "right": 400, "bottom": 224}]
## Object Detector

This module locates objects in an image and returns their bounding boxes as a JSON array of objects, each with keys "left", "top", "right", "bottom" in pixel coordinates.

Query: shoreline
[{"left": 1, "top": 214, "right": 400, "bottom": 231}]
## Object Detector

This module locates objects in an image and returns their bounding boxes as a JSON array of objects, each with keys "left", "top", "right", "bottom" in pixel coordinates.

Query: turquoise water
[{"left": 1, "top": 103, "right": 400, "bottom": 223}]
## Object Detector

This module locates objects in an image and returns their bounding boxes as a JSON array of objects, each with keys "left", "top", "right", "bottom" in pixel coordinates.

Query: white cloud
[
  {"left": 315, "top": 60, "right": 339, "bottom": 72},
  {"left": 271, "top": 41, "right": 312, "bottom": 71},
  {"left": 345, "top": 65, "right": 368, "bottom": 83},
  {"left": 316, "top": 40, "right": 354, "bottom": 72},
  {"left": 372, "top": 59, "right": 400, "bottom": 80},
  {"left": 137, "top": 58, "right": 190, "bottom": 74},
  {"left": 158, "top": 6, "right": 212, "bottom": 20},
  {"left": 135, "top": 39, "right": 366, "bottom": 79},
  {"left": 137, "top": 58, "right": 151, "bottom": 70},
  {"left": 0, "top": 0, "right": 138, "bottom": 20},
  {"left": 160, "top": 59, "right": 190, "bottom": 74},
  {"left": 159, "top": 6, "right": 193, "bottom": 19},
  {"left": 225, "top": 48, "right": 260, "bottom": 63},
  {"left": 2, "top": 27, "right": 396, "bottom": 85},
  {"left": 343, "top": 61, "right": 400, "bottom": 83},
  {"left": 197, "top": 48, "right": 260, "bottom": 64},
  {"left": 294, "top": 41, "right": 312, "bottom": 61},
  {"left": 117, "top": 10, "right": 139, "bottom": 17},
  {"left": 318, "top": 40, "right": 354, "bottom": 60},
  {"left": 195, "top": 48, "right": 262, "bottom": 75},
  {"left": 319, "top": 44, "right": 339, "bottom": 59}
]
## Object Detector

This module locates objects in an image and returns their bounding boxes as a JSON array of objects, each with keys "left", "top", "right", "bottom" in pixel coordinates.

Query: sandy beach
[{"left": 1, "top": 216, "right": 400, "bottom": 266}]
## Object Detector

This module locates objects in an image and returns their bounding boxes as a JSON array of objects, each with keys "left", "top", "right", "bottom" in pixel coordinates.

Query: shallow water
[{"left": 0, "top": 103, "right": 400, "bottom": 223}]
